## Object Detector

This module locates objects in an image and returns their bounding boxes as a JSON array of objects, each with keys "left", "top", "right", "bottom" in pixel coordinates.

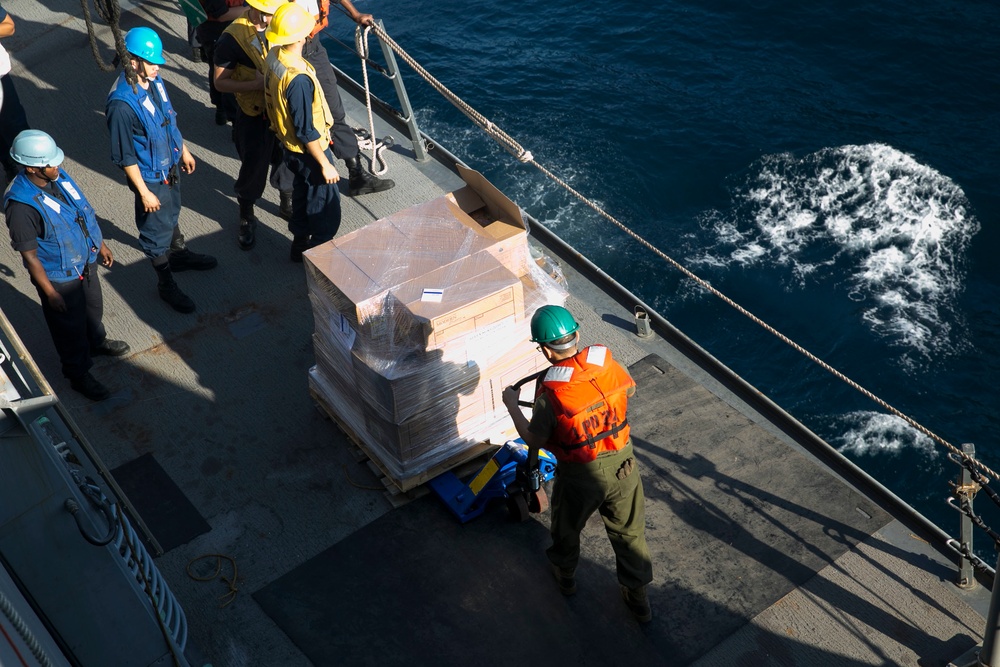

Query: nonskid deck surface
[{"left": 0, "top": 1, "right": 988, "bottom": 665}]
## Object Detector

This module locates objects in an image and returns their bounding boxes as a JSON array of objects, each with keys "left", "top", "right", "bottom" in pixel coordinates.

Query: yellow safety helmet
[
  {"left": 246, "top": 0, "right": 286, "bottom": 15},
  {"left": 265, "top": 2, "right": 316, "bottom": 46}
]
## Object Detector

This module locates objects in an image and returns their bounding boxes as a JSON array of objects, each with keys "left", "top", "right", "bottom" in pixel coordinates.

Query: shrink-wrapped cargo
[{"left": 305, "top": 168, "right": 566, "bottom": 489}]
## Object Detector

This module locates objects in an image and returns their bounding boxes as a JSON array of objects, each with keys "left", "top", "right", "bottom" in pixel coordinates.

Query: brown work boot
[{"left": 621, "top": 585, "right": 652, "bottom": 623}]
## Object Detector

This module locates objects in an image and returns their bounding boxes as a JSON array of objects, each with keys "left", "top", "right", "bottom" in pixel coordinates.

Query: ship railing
[
  {"left": 947, "top": 445, "right": 1000, "bottom": 667},
  {"left": 1, "top": 308, "right": 189, "bottom": 665},
  {"left": 111, "top": 503, "right": 190, "bottom": 653},
  {"left": 319, "top": 18, "right": 429, "bottom": 162}
]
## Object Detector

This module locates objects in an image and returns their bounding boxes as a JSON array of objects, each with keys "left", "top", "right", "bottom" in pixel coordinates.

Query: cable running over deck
[{"left": 360, "top": 23, "right": 995, "bottom": 482}]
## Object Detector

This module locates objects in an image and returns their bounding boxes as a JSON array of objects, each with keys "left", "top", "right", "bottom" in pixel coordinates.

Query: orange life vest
[
  {"left": 309, "top": 0, "right": 331, "bottom": 39},
  {"left": 535, "top": 345, "right": 634, "bottom": 464}
]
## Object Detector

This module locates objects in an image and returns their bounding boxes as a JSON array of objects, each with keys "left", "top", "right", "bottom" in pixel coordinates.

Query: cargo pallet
[{"left": 310, "top": 388, "right": 497, "bottom": 503}]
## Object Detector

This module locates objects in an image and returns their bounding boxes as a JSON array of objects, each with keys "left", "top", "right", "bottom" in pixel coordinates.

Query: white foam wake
[
  {"left": 698, "top": 144, "right": 980, "bottom": 363},
  {"left": 833, "top": 410, "right": 937, "bottom": 457}
]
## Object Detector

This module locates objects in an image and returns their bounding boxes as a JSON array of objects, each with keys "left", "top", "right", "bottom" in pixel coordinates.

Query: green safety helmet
[
  {"left": 530, "top": 305, "right": 579, "bottom": 347},
  {"left": 124, "top": 27, "right": 165, "bottom": 65},
  {"left": 10, "top": 130, "right": 64, "bottom": 168}
]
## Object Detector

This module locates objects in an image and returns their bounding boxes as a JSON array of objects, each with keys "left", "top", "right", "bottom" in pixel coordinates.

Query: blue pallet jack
[{"left": 429, "top": 439, "right": 557, "bottom": 523}]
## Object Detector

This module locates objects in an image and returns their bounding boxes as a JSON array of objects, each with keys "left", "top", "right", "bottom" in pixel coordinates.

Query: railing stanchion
[
  {"left": 959, "top": 443, "right": 978, "bottom": 589},
  {"left": 374, "top": 20, "right": 428, "bottom": 162}
]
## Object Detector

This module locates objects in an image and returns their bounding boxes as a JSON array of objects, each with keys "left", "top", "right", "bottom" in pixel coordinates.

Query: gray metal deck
[{"left": 0, "top": 1, "right": 990, "bottom": 665}]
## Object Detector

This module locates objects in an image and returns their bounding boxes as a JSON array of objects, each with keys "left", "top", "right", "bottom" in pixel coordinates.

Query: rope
[
  {"left": 363, "top": 22, "right": 995, "bottom": 481},
  {"left": 118, "top": 509, "right": 183, "bottom": 667},
  {"left": 367, "top": 23, "right": 532, "bottom": 164},
  {"left": 78, "top": 0, "right": 137, "bottom": 85},
  {"left": 947, "top": 539, "right": 995, "bottom": 576},
  {"left": 187, "top": 554, "right": 240, "bottom": 608},
  {"left": 0, "top": 589, "right": 55, "bottom": 667},
  {"left": 354, "top": 26, "right": 389, "bottom": 176}
]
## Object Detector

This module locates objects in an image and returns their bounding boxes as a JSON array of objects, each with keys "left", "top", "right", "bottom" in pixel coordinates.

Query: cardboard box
[
  {"left": 362, "top": 393, "right": 501, "bottom": 463},
  {"left": 351, "top": 346, "right": 486, "bottom": 423},
  {"left": 303, "top": 166, "right": 531, "bottom": 340},
  {"left": 447, "top": 165, "right": 530, "bottom": 278},
  {"left": 390, "top": 258, "right": 525, "bottom": 349},
  {"left": 305, "top": 237, "right": 516, "bottom": 346}
]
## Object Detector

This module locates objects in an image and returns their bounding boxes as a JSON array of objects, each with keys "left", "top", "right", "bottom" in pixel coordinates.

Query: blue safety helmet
[
  {"left": 124, "top": 27, "right": 165, "bottom": 65},
  {"left": 10, "top": 130, "right": 65, "bottom": 168}
]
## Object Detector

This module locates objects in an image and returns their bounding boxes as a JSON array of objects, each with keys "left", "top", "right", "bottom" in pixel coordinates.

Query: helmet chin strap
[
  {"left": 132, "top": 58, "right": 154, "bottom": 85},
  {"left": 25, "top": 165, "right": 58, "bottom": 185}
]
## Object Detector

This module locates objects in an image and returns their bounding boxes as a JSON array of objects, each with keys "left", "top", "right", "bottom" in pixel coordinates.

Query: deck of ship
[{"left": 0, "top": 1, "right": 992, "bottom": 665}]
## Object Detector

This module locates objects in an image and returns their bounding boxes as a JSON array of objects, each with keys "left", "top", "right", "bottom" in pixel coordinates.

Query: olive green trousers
[{"left": 546, "top": 442, "right": 653, "bottom": 590}]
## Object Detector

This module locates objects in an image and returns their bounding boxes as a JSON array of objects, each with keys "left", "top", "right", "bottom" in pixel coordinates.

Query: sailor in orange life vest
[{"left": 501, "top": 305, "right": 654, "bottom": 623}]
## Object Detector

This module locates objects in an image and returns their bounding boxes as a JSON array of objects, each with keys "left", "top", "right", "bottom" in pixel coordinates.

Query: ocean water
[{"left": 326, "top": 2, "right": 1000, "bottom": 539}]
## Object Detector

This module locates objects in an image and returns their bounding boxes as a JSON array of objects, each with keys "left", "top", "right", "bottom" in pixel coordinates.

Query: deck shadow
[
  {"left": 254, "top": 355, "right": 894, "bottom": 666},
  {"left": 629, "top": 354, "right": 893, "bottom": 661}
]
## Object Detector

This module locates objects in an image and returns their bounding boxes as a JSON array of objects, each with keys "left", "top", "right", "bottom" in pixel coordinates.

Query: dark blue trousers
[
  {"left": 284, "top": 147, "right": 341, "bottom": 244},
  {"left": 233, "top": 110, "right": 292, "bottom": 203},
  {"left": 38, "top": 264, "right": 106, "bottom": 380},
  {"left": 130, "top": 176, "right": 182, "bottom": 262}
]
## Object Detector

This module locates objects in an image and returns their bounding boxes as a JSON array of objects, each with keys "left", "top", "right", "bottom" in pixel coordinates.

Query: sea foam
[
  {"left": 698, "top": 143, "right": 979, "bottom": 362},
  {"left": 833, "top": 410, "right": 937, "bottom": 457}
]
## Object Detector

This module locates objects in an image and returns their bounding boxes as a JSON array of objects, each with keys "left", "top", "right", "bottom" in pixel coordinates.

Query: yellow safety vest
[
  {"left": 223, "top": 15, "right": 269, "bottom": 117},
  {"left": 264, "top": 47, "right": 334, "bottom": 154}
]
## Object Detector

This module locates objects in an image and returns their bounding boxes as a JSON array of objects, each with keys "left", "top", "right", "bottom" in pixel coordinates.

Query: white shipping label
[
  {"left": 421, "top": 288, "right": 444, "bottom": 303},
  {"left": 327, "top": 313, "right": 356, "bottom": 350}
]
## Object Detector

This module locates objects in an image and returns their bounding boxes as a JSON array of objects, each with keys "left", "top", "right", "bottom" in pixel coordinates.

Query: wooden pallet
[{"left": 311, "top": 388, "right": 498, "bottom": 502}]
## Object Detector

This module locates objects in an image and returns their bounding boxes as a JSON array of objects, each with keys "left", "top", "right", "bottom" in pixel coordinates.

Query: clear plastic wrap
[{"left": 304, "top": 173, "right": 568, "bottom": 484}]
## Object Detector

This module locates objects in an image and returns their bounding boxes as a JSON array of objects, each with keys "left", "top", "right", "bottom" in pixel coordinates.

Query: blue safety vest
[
  {"left": 4, "top": 170, "right": 103, "bottom": 282},
  {"left": 106, "top": 72, "right": 184, "bottom": 182}
]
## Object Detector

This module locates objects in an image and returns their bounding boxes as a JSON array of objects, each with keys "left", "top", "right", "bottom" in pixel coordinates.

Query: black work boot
[
  {"left": 344, "top": 157, "right": 394, "bottom": 197},
  {"left": 69, "top": 372, "right": 111, "bottom": 402},
  {"left": 238, "top": 199, "right": 258, "bottom": 250},
  {"left": 549, "top": 564, "right": 577, "bottom": 596},
  {"left": 154, "top": 263, "right": 196, "bottom": 313},
  {"left": 91, "top": 339, "right": 131, "bottom": 357},
  {"left": 289, "top": 235, "right": 310, "bottom": 263},
  {"left": 169, "top": 248, "right": 218, "bottom": 272},
  {"left": 278, "top": 190, "right": 293, "bottom": 221},
  {"left": 620, "top": 585, "right": 652, "bottom": 623}
]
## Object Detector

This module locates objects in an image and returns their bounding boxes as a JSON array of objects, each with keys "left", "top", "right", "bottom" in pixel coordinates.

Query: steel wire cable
[{"left": 361, "top": 23, "right": 997, "bottom": 482}]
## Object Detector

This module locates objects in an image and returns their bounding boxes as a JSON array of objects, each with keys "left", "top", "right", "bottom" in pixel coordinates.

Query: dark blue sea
[{"left": 327, "top": 2, "right": 1000, "bottom": 542}]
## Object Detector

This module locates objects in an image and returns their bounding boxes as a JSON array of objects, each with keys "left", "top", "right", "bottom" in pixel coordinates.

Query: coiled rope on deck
[{"left": 359, "top": 23, "right": 996, "bottom": 482}]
